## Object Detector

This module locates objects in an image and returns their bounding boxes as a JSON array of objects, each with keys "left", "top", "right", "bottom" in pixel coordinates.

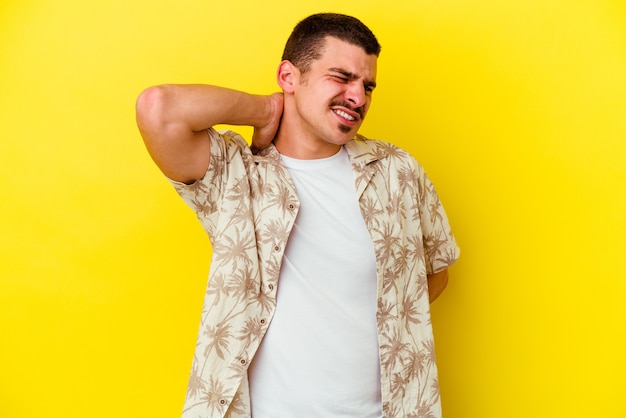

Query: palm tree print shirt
[{"left": 169, "top": 128, "right": 460, "bottom": 418}]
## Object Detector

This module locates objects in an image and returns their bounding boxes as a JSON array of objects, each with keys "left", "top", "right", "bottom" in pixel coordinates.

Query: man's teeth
[{"left": 334, "top": 109, "right": 356, "bottom": 121}]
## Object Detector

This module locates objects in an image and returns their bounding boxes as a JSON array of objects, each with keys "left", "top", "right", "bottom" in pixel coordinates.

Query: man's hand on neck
[{"left": 251, "top": 92, "right": 284, "bottom": 154}]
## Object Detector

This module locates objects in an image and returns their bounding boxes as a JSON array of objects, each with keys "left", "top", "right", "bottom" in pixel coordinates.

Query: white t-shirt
[{"left": 248, "top": 147, "right": 382, "bottom": 417}]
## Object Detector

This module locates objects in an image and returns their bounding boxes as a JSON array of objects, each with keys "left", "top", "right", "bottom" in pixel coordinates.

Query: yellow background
[{"left": 1, "top": 0, "right": 625, "bottom": 417}]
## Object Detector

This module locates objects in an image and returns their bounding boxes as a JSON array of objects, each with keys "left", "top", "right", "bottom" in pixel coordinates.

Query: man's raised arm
[{"left": 135, "top": 84, "right": 283, "bottom": 184}]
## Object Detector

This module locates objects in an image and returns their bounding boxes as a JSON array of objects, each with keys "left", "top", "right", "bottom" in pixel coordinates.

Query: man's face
[{"left": 291, "top": 36, "right": 378, "bottom": 151}]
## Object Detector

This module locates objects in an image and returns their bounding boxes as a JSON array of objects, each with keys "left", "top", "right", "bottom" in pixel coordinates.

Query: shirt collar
[{"left": 255, "top": 135, "right": 386, "bottom": 166}]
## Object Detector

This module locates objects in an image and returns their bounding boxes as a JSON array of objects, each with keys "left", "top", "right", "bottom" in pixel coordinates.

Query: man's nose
[{"left": 345, "top": 82, "right": 366, "bottom": 108}]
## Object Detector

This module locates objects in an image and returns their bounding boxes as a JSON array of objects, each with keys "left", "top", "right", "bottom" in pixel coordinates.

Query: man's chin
[{"left": 338, "top": 124, "right": 355, "bottom": 135}]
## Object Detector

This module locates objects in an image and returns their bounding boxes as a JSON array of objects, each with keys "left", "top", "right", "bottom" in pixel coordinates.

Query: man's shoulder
[
  {"left": 210, "top": 128, "right": 250, "bottom": 151},
  {"left": 346, "top": 134, "right": 415, "bottom": 164},
  {"left": 209, "top": 128, "right": 270, "bottom": 167}
]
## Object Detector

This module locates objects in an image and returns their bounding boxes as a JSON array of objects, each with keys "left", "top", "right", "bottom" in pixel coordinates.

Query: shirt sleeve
[
  {"left": 415, "top": 161, "right": 460, "bottom": 275},
  {"left": 167, "top": 128, "right": 248, "bottom": 239}
]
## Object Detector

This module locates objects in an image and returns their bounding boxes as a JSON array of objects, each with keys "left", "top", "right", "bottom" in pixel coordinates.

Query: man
[{"left": 136, "top": 13, "right": 459, "bottom": 418}]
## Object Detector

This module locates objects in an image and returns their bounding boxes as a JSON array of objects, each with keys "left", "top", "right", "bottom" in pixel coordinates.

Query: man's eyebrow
[
  {"left": 328, "top": 67, "right": 377, "bottom": 88},
  {"left": 329, "top": 67, "right": 354, "bottom": 77}
]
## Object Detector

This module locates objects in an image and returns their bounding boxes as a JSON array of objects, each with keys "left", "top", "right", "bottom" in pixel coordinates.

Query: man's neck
[
  {"left": 274, "top": 137, "right": 342, "bottom": 160},
  {"left": 273, "top": 120, "right": 342, "bottom": 160}
]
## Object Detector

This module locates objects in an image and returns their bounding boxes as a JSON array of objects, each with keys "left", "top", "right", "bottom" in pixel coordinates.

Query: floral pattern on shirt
[{"left": 170, "top": 128, "right": 459, "bottom": 418}]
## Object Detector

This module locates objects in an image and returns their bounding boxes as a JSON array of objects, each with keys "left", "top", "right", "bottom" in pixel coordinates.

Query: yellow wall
[{"left": 1, "top": 0, "right": 625, "bottom": 417}]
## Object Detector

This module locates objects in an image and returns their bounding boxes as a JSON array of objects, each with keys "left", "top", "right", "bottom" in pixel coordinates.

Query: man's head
[
  {"left": 273, "top": 13, "right": 380, "bottom": 158},
  {"left": 282, "top": 13, "right": 381, "bottom": 75}
]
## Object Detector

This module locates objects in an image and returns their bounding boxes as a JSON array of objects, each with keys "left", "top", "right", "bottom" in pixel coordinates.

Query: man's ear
[{"left": 277, "top": 60, "right": 299, "bottom": 93}]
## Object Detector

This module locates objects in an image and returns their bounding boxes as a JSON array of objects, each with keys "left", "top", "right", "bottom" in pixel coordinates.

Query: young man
[{"left": 137, "top": 13, "right": 459, "bottom": 418}]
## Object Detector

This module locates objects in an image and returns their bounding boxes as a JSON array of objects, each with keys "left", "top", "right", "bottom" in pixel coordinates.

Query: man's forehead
[
  {"left": 319, "top": 36, "right": 377, "bottom": 58},
  {"left": 317, "top": 38, "right": 377, "bottom": 75}
]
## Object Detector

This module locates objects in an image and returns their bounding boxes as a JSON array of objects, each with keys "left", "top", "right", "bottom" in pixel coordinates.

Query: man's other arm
[{"left": 427, "top": 269, "right": 449, "bottom": 303}]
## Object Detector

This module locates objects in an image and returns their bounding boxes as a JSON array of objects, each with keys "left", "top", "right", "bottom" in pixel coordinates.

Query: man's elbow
[{"left": 136, "top": 85, "right": 168, "bottom": 135}]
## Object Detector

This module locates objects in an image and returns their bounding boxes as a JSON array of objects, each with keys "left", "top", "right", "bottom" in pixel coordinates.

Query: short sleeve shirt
[{"left": 170, "top": 128, "right": 460, "bottom": 418}]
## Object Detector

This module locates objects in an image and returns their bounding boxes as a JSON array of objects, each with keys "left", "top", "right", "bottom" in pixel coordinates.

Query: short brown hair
[{"left": 282, "top": 13, "right": 381, "bottom": 74}]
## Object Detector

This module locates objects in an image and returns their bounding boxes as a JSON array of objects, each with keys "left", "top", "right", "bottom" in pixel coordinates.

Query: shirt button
[
  {"left": 273, "top": 245, "right": 280, "bottom": 252},
  {"left": 240, "top": 358, "right": 247, "bottom": 366},
  {"left": 219, "top": 399, "right": 227, "bottom": 405},
  {"left": 268, "top": 284, "right": 274, "bottom": 291},
  {"left": 288, "top": 204, "right": 295, "bottom": 210},
  {"left": 260, "top": 318, "right": 266, "bottom": 325}
]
